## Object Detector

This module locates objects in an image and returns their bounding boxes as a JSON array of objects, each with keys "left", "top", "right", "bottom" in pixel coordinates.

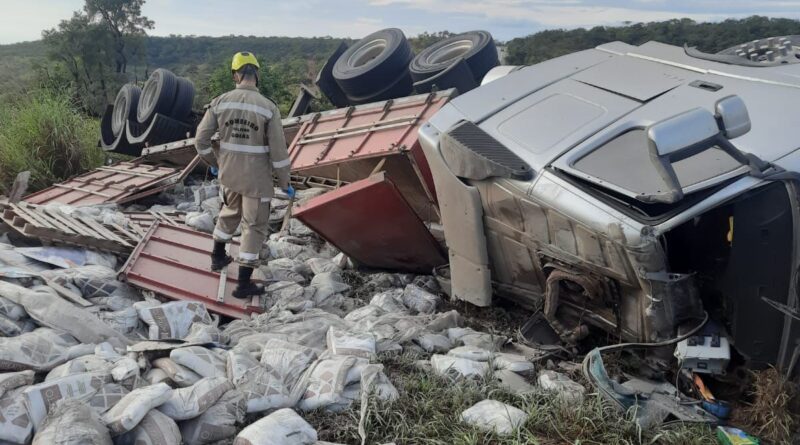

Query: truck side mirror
[
  {"left": 715, "top": 95, "right": 751, "bottom": 139},
  {"left": 644, "top": 108, "right": 720, "bottom": 203}
]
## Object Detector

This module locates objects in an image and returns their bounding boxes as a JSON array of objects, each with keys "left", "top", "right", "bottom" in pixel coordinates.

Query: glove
[
  {"left": 284, "top": 185, "right": 296, "bottom": 200},
  {"left": 210, "top": 167, "right": 218, "bottom": 177}
]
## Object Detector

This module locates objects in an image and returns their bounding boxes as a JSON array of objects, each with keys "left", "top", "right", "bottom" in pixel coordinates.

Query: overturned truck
[{"left": 421, "top": 37, "right": 800, "bottom": 376}]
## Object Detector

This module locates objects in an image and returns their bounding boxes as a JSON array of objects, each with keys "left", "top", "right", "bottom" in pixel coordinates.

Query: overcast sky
[{"left": 1, "top": 0, "right": 799, "bottom": 44}]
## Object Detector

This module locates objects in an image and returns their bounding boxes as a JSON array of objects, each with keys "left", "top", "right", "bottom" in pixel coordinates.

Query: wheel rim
[
  {"left": 427, "top": 39, "right": 474, "bottom": 65},
  {"left": 348, "top": 39, "right": 388, "bottom": 67},
  {"left": 139, "top": 73, "right": 159, "bottom": 120},
  {"left": 112, "top": 92, "right": 127, "bottom": 135}
]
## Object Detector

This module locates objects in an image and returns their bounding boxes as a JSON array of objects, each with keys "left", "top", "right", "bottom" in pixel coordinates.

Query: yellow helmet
[{"left": 231, "top": 52, "right": 260, "bottom": 72}]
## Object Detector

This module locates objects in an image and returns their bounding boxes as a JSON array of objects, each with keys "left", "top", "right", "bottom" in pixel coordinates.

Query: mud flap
[{"left": 419, "top": 124, "right": 492, "bottom": 306}]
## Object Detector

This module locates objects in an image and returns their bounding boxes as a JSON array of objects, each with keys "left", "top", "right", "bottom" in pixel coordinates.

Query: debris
[
  {"left": 675, "top": 331, "right": 731, "bottom": 375},
  {"left": 23, "top": 162, "right": 183, "bottom": 206},
  {"left": 294, "top": 172, "right": 446, "bottom": 273},
  {"left": 298, "top": 355, "right": 366, "bottom": 412},
  {"left": 0, "top": 389, "right": 34, "bottom": 444},
  {"left": 430, "top": 354, "right": 489, "bottom": 379},
  {"left": 24, "top": 371, "right": 114, "bottom": 428},
  {"left": 493, "top": 369, "right": 536, "bottom": 395},
  {"left": 152, "top": 357, "right": 202, "bottom": 387},
  {"left": 157, "top": 376, "right": 232, "bottom": 420},
  {"left": 179, "top": 389, "right": 246, "bottom": 445},
  {"left": 102, "top": 382, "right": 173, "bottom": 435},
  {"left": 33, "top": 399, "right": 113, "bottom": 445},
  {"left": 115, "top": 408, "right": 182, "bottom": 445},
  {"left": 538, "top": 370, "right": 586, "bottom": 404},
  {"left": 460, "top": 399, "right": 528, "bottom": 435},
  {"left": 185, "top": 211, "right": 214, "bottom": 233},
  {"left": 716, "top": 426, "right": 759, "bottom": 445},
  {"left": 0, "top": 285, "right": 126, "bottom": 346},
  {"left": 1, "top": 202, "right": 144, "bottom": 254},
  {"left": 401, "top": 284, "right": 441, "bottom": 314},
  {"left": 583, "top": 349, "right": 716, "bottom": 428},
  {"left": 136, "top": 300, "right": 213, "bottom": 340},
  {"left": 0, "top": 370, "right": 34, "bottom": 398},
  {"left": 233, "top": 408, "right": 318, "bottom": 445},
  {"left": 170, "top": 346, "right": 227, "bottom": 378},
  {"left": 120, "top": 222, "right": 263, "bottom": 319},
  {"left": 8, "top": 171, "right": 30, "bottom": 204},
  {"left": 326, "top": 327, "right": 377, "bottom": 359}
]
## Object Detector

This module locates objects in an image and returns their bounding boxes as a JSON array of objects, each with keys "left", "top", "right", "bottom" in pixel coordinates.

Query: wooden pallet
[{"left": 0, "top": 202, "right": 185, "bottom": 254}]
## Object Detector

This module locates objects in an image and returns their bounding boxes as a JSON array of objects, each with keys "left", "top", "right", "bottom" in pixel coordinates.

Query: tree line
[{"left": 5, "top": 1, "right": 800, "bottom": 116}]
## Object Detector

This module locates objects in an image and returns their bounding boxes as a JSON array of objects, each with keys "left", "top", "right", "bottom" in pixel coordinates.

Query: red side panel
[
  {"left": 294, "top": 172, "right": 447, "bottom": 273},
  {"left": 119, "top": 222, "right": 262, "bottom": 319}
]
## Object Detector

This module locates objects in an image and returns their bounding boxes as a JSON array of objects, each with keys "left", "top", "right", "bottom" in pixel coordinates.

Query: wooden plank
[
  {"left": 8, "top": 171, "right": 30, "bottom": 203},
  {"left": 108, "top": 222, "right": 142, "bottom": 243},
  {"left": 78, "top": 216, "right": 132, "bottom": 247},
  {"left": 53, "top": 183, "right": 114, "bottom": 198},
  {"left": 97, "top": 166, "right": 164, "bottom": 178},
  {"left": 39, "top": 207, "right": 95, "bottom": 237},
  {"left": 11, "top": 204, "right": 59, "bottom": 230}
]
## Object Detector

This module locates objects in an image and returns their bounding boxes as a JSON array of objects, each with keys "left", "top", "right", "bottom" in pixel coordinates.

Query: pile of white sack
[{"left": 0, "top": 184, "right": 548, "bottom": 445}]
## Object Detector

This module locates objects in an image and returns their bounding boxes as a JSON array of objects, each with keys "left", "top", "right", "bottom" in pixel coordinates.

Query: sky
[{"left": 1, "top": 0, "right": 799, "bottom": 44}]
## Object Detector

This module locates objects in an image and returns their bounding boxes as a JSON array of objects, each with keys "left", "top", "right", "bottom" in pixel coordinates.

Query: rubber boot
[
  {"left": 232, "top": 265, "right": 264, "bottom": 299},
  {"left": 210, "top": 241, "right": 232, "bottom": 271}
]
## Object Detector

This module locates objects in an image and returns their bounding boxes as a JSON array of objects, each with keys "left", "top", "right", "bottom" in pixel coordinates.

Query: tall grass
[{"left": 0, "top": 89, "right": 104, "bottom": 194}]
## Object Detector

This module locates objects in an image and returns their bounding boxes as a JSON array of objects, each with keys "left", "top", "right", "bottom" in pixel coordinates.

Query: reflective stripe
[
  {"left": 272, "top": 158, "right": 291, "bottom": 169},
  {"left": 239, "top": 252, "right": 258, "bottom": 261},
  {"left": 197, "top": 147, "right": 213, "bottom": 155},
  {"left": 214, "top": 102, "right": 273, "bottom": 120},
  {"left": 220, "top": 142, "right": 269, "bottom": 154},
  {"left": 260, "top": 197, "right": 271, "bottom": 203},
  {"left": 213, "top": 229, "right": 233, "bottom": 241}
]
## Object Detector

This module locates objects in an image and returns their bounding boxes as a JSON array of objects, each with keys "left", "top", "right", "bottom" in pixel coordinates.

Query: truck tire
[
  {"left": 413, "top": 58, "right": 477, "bottom": 95},
  {"left": 137, "top": 68, "right": 178, "bottom": 124},
  {"left": 169, "top": 77, "right": 195, "bottom": 121},
  {"left": 111, "top": 84, "right": 140, "bottom": 137},
  {"left": 344, "top": 68, "right": 413, "bottom": 105},
  {"left": 332, "top": 28, "right": 413, "bottom": 98},
  {"left": 410, "top": 31, "right": 499, "bottom": 84}
]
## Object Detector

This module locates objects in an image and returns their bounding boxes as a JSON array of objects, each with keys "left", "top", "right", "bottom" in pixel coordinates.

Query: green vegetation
[
  {"left": 0, "top": 89, "right": 104, "bottom": 194},
  {"left": 506, "top": 16, "right": 800, "bottom": 65}
]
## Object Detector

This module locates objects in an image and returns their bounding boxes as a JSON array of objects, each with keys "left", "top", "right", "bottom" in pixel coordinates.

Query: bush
[{"left": 0, "top": 89, "right": 104, "bottom": 194}]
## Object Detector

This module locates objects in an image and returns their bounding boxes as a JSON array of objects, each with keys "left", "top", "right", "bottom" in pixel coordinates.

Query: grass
[
  {"left": 0, "top": 89, "right": 104, "bottom": 194},
  {"left": 304, "top": 353, "right": 717, "bottom": 445},
  {"left": 731, "top": 367, "right": 799, "bottom": 445}
]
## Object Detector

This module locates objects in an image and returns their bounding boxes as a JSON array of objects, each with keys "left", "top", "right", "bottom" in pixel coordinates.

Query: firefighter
[{"left": 194, "top": 51, "right": 294, "bottom": 299}]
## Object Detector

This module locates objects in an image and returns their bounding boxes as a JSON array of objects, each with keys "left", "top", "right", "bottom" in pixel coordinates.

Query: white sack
[
  {"left": 115, "top": 409, "right": 181, "bottom": 445},
  {"left": 32, "top": 399, "right": 112, "bottom": 445},
  {"left": 136, "top": 301, "right": 212, "bottom": 340},
  {"left": 179, "top": 389, "right": 246, "bottom": 445},
  {"left": 233, "top": 408, "right": 317, "bottom": 445},
  {"left": 157, "top": 376, "right": 232, "bottom": 420},
  {"left": 460, "top": 399, "right": 528, "bottom": 435},
  {"left": 102, "top": 382, "right": 172, "bottom": 435},
  {"left": 170, "top": 346, "right": 227, "bottom": 378}
]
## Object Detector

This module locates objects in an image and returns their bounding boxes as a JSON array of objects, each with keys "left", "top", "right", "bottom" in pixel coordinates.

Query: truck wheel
[
  {"left": 345, "top": 69, "right": 413, "bottom": 105},
  {"left": 169, "top": 77, "right": 195, "bottom": 121},
  {"left": 137, "top": 68, "right": 178, "bottom": 124},
  {"left": 413, "top": 57, "right": 477, "bottom": 95},
  {"left": 333, "top": 28, "right": 413, "bottom": 98},
  {"left": 410, "top": 31, "right": 499, "bottom": 84},
  {"left": 111, "top": 84, "right": 140, "bottom": 137}
]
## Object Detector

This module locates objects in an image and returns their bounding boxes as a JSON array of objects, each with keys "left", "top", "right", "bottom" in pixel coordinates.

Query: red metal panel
[
  {"left": 119, "top": 222, "right": 262, "bottom": 319},
  {"left": 294, "top": 172, "right": 447, "bottom": 273},
  {"left": 288, "top": 91, "right": 451, "bottom": 179},
  {"left": 23, "top": 162, "right": 180, "bottom": 206}
]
